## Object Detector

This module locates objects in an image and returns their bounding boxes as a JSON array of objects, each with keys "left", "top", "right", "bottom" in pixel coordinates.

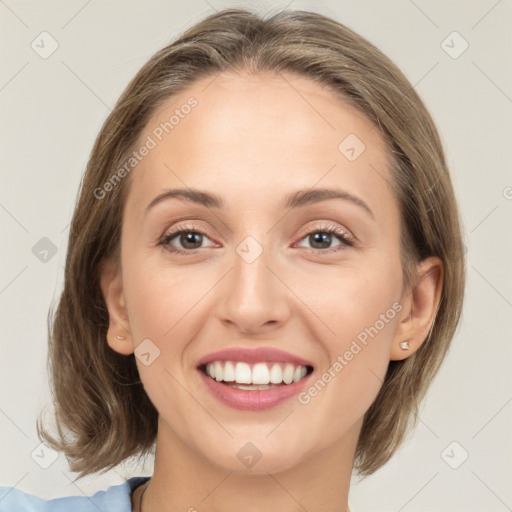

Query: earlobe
[
  {"left": 390, "top": 256, "right": 443, "bottom": 361},
  {"left": 99, "top": 259, "right": 134, "bottom": 355},
  {"left": 399, "top": 341, "right": 411, "bottom": 351}
]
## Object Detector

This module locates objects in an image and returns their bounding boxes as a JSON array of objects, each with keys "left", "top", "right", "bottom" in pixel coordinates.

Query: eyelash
[{"left": 158, "top": 222, "right": 354, "bottom": 256}]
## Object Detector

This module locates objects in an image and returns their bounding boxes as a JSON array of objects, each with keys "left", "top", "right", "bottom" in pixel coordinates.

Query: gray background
[{"left": 1, "top": 1, "right": 511, "bottom": 511}]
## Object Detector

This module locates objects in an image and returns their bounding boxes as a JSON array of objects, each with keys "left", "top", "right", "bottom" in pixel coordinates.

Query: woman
[{"left": 0, "top": 7, "right": 465, "bottom": 512}]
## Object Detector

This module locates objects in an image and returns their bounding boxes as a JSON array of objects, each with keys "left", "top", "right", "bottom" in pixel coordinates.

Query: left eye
[{"left": 295, "top": 227, "right": 353, "bottom": 252}]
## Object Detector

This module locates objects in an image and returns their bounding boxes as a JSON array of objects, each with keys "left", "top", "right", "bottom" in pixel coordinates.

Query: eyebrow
[{"left": 144, "top": 187, "right": 374, "bottom": 218}]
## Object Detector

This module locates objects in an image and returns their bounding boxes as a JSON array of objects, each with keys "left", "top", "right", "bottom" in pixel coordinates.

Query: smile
[
  {"left": 196, "top": 346, "right": 315, "bottom": 410},
  {"left": 200, "top": 361, "right": 312, "bottom": 389}
]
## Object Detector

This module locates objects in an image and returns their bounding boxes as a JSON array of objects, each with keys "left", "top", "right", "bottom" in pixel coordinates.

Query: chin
[{"left": 196, "top": 433, "right": 313, "bottom": 475}]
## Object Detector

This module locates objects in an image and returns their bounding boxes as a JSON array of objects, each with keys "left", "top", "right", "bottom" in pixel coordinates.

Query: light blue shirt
[{"left": 0, "top": 476, "right": 150, "bottom": 511}]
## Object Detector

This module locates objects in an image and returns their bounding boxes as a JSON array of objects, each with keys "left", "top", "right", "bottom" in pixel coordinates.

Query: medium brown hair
[{"left": 37, "top": 7, "right": 465, "bottom": 479}]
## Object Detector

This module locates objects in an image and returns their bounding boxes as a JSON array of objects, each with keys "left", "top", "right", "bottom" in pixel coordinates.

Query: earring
[
  {"left": 399, "top": 341, "right": 410, "bottom": 350},
  {"left": 116, "top": 335, "right": 126, "bottom": 340}
]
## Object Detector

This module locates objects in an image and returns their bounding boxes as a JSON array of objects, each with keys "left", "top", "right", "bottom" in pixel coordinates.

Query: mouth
[
  {"left": 198, "top": 361, "right": 314, "bottom": 390},
  {"left": 196, "top": 347, "right": 315, "bottom": 410}
]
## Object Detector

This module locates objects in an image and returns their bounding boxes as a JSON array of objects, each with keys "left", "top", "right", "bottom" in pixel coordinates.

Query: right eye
[{"left": 159, "top": 225, "right": 217, "bottom": 255}]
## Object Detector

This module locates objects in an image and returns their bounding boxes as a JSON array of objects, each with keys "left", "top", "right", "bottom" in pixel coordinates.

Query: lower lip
[{"left": 198, "top": 369, "right": 312, "bottom": 411}]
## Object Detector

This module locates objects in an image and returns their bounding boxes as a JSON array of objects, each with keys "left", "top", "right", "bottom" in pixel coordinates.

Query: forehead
[{"left": 126, "top": 71, "right": 396, "bottom": 218}]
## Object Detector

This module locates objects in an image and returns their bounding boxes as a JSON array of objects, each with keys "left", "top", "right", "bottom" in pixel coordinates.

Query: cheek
[
  {"left": 292, "top": 256, "right": 403, "bottom": 345},
  {"left": 122, "top": 251, "right": 210, "bottom": 342},
  {"left": 291, "top": 259, "right": 402, "bottom": 413},
  {"left": 122, "top": 257, "right": 212, "bottom": 406}
]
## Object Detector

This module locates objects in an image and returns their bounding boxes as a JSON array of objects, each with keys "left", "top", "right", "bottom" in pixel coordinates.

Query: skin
[{"left": 100, "top": 71, "right": 443, "bottom": 512}]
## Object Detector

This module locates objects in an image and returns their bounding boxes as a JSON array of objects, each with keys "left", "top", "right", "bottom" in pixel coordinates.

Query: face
[{"left": 108, "top": 71, "right": 409, "bottom": 473}]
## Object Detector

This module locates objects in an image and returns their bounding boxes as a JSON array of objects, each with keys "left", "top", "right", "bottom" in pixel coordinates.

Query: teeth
[
  {"left": 252, "top": 363, "right": 270, "bottom": 384},
  {"left": 269, "top": 364, "right": 283, "bottom": 384},
  {"left": 204, "top": 360, "right": 310, "bottom": 386},
  {"left": 214, "top": 361, "right": 224, "bottom": 382},
  {"left": 230, "top": 383, "right": 276, "bottom": 390},
  {"left": 223, "top": 361, "right": 236, "bottom": 382},
  {"left": 293, "top": 366, "right": 302, "bottom": 383},
  {"left": 235, "top": 362, "right": 252, "bottom": 384},
  {"left": 283, "top": 364, "right": 294, "bottom": 384}
]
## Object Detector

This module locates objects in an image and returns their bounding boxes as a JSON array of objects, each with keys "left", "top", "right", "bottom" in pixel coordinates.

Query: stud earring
[
  {"left": 116, "top": 335, "right": 126, "bottom": 340},
  {"left": 399, "top": 341, "right": 410, "bottom": 350}
]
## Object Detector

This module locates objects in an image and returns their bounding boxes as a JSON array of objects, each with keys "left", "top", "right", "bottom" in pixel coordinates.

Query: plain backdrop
[{"left": 1, "top": 1, "right": 511, "bottom": 511}]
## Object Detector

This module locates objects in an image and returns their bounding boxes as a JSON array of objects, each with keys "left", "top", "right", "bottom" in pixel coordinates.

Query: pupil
[
  {"left": 181, "top": 232, "right": 202, "bottom": 249},
  {"left": 311, "top": 232, "right": 331, "bottom": 249}
]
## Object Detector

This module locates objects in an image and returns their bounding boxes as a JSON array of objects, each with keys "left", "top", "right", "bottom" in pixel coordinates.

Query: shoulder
[{"left": 0, "top": 476, "right": 150, "bottom": 512}]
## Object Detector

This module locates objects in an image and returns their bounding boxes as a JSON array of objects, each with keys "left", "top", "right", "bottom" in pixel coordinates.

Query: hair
[{"left": 37, "top": 7, "right": 466, "bottom": 479}]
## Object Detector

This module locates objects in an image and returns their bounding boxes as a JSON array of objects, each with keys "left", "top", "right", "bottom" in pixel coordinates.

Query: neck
[{"left": 140, "top": 417, "right": 360, "bottom": 512}]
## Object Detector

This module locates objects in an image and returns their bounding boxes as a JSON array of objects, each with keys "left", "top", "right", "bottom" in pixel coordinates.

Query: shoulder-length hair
[{"left": 37, "top": 7, "right": 465, "bottom": 479}]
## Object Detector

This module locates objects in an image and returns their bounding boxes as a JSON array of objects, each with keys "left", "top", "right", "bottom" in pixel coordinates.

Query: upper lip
[{"left": 197, "top": 346, "right": 314, "bottom": 368}]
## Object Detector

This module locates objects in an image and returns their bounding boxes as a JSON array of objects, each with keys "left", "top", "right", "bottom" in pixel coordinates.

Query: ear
[
  {"left": 390, "top": 256, "right": 444, "bottom": 361},
  {"left": 99, "top": 258, "right": 134, "bottom": 355}
]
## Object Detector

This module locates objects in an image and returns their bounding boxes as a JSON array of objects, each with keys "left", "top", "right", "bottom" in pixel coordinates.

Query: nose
[{"left": 215, "top": 240, "right": 292, "bottom": 335}]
